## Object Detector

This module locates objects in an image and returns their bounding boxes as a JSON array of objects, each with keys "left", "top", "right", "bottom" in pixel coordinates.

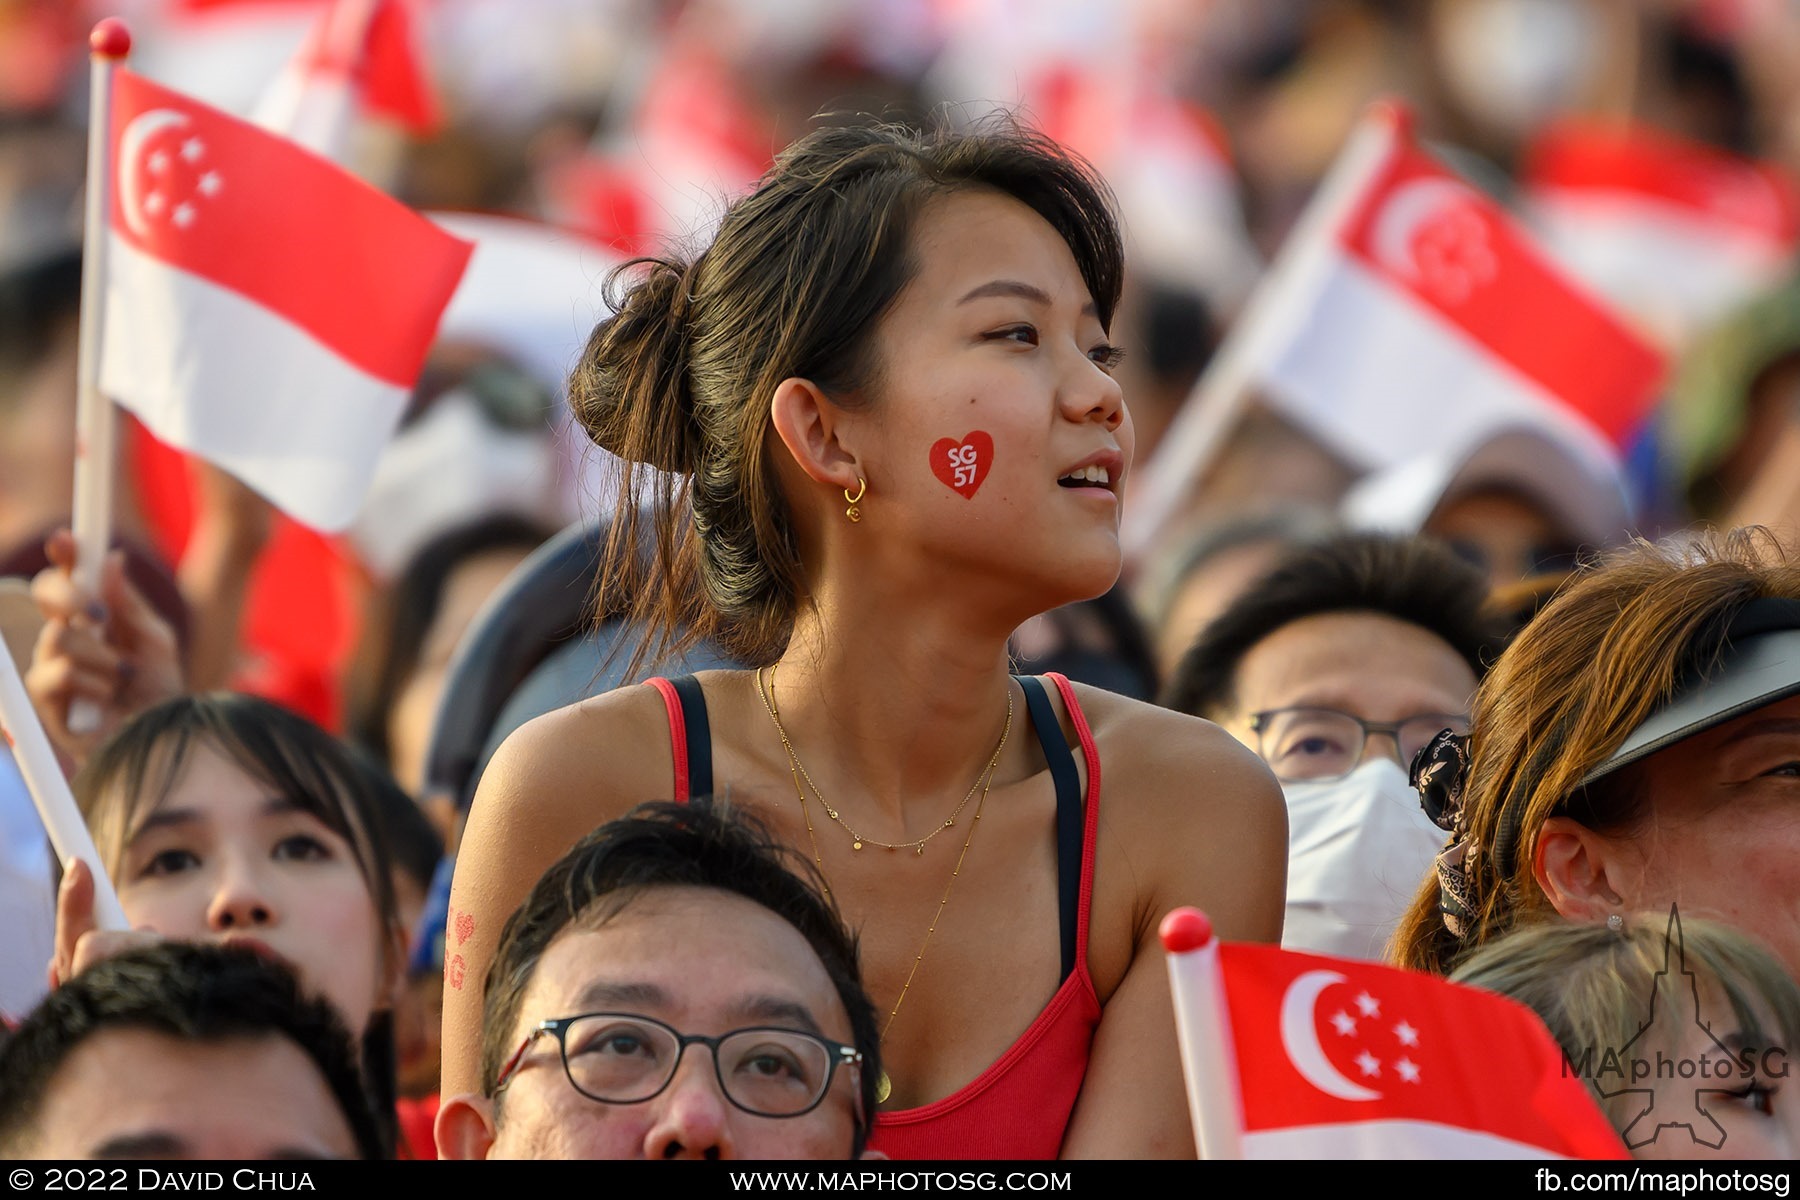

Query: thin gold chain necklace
[
  {"left": 754, "top": 664, "right": 1012, "bottom": 1104},
  {"left": 759, "top": 661, "right": 1004, "bottom": 856}
]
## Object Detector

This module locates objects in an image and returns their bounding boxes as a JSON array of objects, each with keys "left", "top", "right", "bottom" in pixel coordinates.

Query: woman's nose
[
  {"left": 204, "top": 860, "right": 277, "bottom": 931},
  {"left": 1059, "top": 348, "right": 1126, "bottom": 432}
]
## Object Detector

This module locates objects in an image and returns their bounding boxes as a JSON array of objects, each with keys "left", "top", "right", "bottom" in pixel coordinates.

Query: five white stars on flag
[
  {"left": 143, "top": 131, "right": 222, "bottom": 232},
  {"left": 1326, "top": 994, "right": 1424, "bottom": 1086}
]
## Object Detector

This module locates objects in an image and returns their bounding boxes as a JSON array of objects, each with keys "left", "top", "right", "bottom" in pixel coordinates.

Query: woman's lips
[{"left": 219, "top": 936, "right": 289, "bottom": 968}]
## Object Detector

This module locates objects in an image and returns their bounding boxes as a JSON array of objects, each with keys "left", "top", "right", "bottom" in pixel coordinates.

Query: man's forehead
[
  {"left": 39, "top": 1029, "right": 355, "bottom": 1158},
  {"left": 521, "top": 888, "right": 849, "bottom": 1033},
  {"left": 1239, "top": 612, "right": 1476, "bottom": 713}
]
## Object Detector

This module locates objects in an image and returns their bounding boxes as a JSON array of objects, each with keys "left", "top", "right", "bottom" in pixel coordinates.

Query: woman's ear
[
  {"left": 434, "top": 1093, "right": 497, "bottom": 1160},
  {"left": 1535, "top": 816, "right": 1635, "bottom": 921},
  {"left": 769, "top": 377, "right": 862, "bottom": 491}
]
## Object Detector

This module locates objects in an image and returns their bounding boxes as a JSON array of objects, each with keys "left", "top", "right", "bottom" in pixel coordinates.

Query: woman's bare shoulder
[
  {"left": 1067, "top": 681, "right": 1278, "bottom": 811},
  {"left": 466, "top": 681, "right": 678, "bottom": 847},
  {"left": 1067, "top": 681, "right": 1287, "bottom": 942}
]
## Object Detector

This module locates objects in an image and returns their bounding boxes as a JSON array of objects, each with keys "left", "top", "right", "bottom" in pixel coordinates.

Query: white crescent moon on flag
[
  {"left": 1279, "top": 969, "right": 1381, "bottom": 1101},
  {"left": 1371, "top": 177, "right": 1472, "bottom": 281},
  {"left": 119, "top": 108, "right": 192, "bottom": 238}
]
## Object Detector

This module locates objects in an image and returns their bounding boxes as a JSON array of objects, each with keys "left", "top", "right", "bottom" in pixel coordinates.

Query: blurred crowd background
[
  {"left": 9, "top": 4, "right": 1800, "bottom": 729},
  {"left": 7, "top": 0, "right": 1800, "bottom": 595},
  {"left": 8, "top": 0, "right": 1800, "bottom": 1081}
]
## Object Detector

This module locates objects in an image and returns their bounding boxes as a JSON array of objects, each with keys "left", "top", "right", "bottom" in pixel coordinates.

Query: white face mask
[
  {"left": 1278, "top": 758, "right": 1447, "bottom": 962},
  {"left": 350, "top": 387, "right": 562, "bottom": 580},
  {"left": 1434, "top": 0, "right": 1596, "bottom": 141}
]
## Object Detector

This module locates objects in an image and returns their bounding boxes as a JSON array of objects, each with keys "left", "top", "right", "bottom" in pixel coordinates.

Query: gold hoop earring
[{"left": 844, "top": 478, "right": 866, "bottom": 523}]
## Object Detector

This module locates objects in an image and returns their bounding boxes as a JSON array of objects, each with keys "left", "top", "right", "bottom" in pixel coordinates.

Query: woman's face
[
  {"left": 386, "top": 545, "right": 535, "bottom": 797},
  {"left": 109, "top": 739, "right": 390, "bottom": 1035},
  {"left": 847, "top": 188, "right": 1132, "bottom": 610},
  {"left": 1631, "top": 984, "right": 1800, "bottom": 1161},
  {"left": 1602, "top": 694, "right": 1800, "bottom": 981}
]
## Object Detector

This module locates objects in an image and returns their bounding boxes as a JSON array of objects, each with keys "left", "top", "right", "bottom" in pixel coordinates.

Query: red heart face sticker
[
  {"left": 454, "top": 911, "right": 475, "bottom": 946},
  {"left": 930, "top": 431, "right": 995, "bottom": 500}
]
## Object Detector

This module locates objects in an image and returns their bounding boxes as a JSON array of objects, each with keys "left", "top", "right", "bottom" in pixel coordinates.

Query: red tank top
[{"left": 646, "top": 672, "right": 1104, "bottom": 1159}]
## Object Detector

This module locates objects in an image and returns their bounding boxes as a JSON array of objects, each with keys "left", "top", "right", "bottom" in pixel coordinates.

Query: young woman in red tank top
[{"left": 439, "top": 119, "right": 1287, "bottom": 1159}]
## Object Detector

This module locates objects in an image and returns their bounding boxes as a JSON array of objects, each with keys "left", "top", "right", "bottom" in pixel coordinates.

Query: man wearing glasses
[
  {"left": 1161, "top": 532, "right": 1503, "bottom": 961},
  {"left": 436, "top": 802, "right": 881, "bottom": 1160}
]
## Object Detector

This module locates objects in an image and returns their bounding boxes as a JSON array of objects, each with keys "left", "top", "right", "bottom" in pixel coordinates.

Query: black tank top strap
[
  {"left": 668, "top": 675, "right": 714, "bottom": 801},
  {"left": 1016, "top": 674, "right": 1083, "bottom": 984}
]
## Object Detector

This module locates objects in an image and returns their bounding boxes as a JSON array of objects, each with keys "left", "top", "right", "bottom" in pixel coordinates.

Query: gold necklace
[
  {"left": 754, "top": 664, "right": 1012, "bottom": 1105},
  {"left": 758, "top": 661, "right": 1010, "bottom": 855}
]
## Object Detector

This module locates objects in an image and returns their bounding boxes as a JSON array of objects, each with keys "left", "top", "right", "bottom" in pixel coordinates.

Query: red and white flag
[
  {"left": 1523, "top": 119, "right": 1800, "bottom": 345},
  {"left": 251, "top": 0, "right": 438, "bottom": 158},
  {"left": 1126, "top": 104, "right": 1666, "bottom": 558},
  {"left": 99, "top": 66, "right": 472, "bottom": 532},
  {"left": 1257, "top": 104, "right": 1664, "bottom": 467},
  {"left": 1162, "top": 909, "right": 1627, "bottom": 1159},
  {"left": 543, "top": 38, "right": 770, "bottom": 255}
]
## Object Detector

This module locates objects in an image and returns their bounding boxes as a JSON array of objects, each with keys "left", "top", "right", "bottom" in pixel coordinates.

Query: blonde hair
[
  {"left": 1392, "top": 527, "right": 1800, "bottom": 975},
  {"left": 1452, "top": 914, "right": 1800, "bottom": 1138}
]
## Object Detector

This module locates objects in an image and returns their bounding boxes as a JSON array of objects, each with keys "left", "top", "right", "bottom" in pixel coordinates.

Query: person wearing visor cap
[{"left": 1394, "top": 527, "right": 1800, "bottom": 981}]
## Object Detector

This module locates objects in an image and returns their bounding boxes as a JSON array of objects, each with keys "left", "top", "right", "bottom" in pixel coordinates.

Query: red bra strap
[{"left": 643, "top": 677, "right": 689, "bottom": 803}]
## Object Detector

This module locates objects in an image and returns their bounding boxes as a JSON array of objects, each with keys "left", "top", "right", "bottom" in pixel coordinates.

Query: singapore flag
[
  {"left": 1163, "top": 910, "right": 1626, "bottom": 1159},
  {"left": 100, "top": 67, "right": 471, "bottom": 531},
  {"left": 1127, "top": 104, "right": 1665, "bottom": 558},
  {"left": 1255, "top": 105, "right": 1666, "bottom": 472},
  {"left": 1522, "top": 119, "right": 1800, "bottom": 346}
]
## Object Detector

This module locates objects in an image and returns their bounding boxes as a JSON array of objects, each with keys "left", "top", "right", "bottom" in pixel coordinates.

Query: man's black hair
[
  {"left": 1162, "top": 531, "right": 1504, "bottom": 719},
  {"left": 480, "top": 800, "right": 881, "bottom": 1155},
  {"left": 0, "top": 942, "right": 385, "bottom": 1159}
]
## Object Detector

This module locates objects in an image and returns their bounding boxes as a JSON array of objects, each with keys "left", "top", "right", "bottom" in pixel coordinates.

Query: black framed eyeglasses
[
  {"left": 493, "top": 1012, "right": 863, "bottom": 1119},
  {"left": 1250, "top": 706, "right": 1470, "bottom": 782}
]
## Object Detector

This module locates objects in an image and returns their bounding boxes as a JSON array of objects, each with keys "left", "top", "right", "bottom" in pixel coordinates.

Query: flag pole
[
  {"left": 0, "top": 631, "right": 129, "bottom": 932},
  {"left": 1161, "top": 907, "right": 1245, "bottom": 1159},
  {"left": 1122, "top": 102, "right": 1407, "bottom": 564},
  {"left": 68, "top": 18, "right": 133, "bottom": 738}
]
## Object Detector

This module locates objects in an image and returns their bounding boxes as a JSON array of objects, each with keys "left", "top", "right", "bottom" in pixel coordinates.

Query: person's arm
[
  {"left": 1057, "top": 702, "right": 1287, "bottom": 1159},
  {"left": 177, "top": 464, "right": 274, "bottom": 692},
  {"left": 437, "top": 687, "right": 673, "bottom": 1100}
]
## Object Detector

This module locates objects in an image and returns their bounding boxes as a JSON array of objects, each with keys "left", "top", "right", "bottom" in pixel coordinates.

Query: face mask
[
  {"left": 350, "top": 387, "right": 562, "bottom": 580},
  {"left": 1278, "top": 758, "right": 1447, "bottom": 962},
  {"left": 1434, "top": 0, "right": 1596, "bottom": 142}
]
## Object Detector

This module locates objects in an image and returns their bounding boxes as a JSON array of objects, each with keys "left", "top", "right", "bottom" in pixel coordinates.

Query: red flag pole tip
[
  {"left": 1367, "top": 96, "right": 1414, "bottom": 139},
  {"left": 90, "top": 18, "right": 132, "bottom": 60},
  {"left": 1158, "top": 907, "right": 1214, "bottom": 953}
]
